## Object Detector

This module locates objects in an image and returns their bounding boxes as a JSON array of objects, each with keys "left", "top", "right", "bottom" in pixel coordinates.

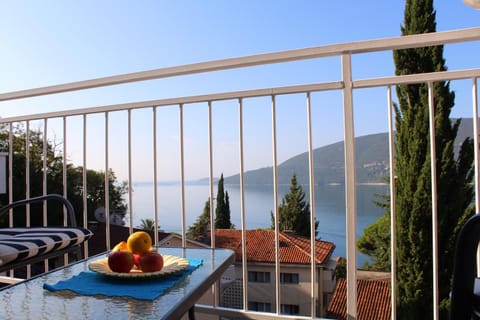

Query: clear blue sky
[{"left": 0, "top": 1, "right": 479, "bottom": 181}]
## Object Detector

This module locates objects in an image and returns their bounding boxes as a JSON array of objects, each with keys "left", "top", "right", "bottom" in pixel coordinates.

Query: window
[
  {"left": 248, "top": 301, "right": 272, "bottom": 312},
  {"left": 248, "top": 271, "right": 271, "bottom": 283},
  {"left": 281, "top": 304, "right": 300, "bottom": 315},
  {"left": 280, "top": 272, "right": 299, "bottom": 284}
]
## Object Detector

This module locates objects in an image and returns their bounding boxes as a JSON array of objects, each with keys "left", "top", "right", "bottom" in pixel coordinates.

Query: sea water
[{"left": 126, "top": 182, "right": 388, "bottom": 267}]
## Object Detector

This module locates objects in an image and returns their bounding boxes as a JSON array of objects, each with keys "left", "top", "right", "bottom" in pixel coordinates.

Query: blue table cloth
[{"left": 44, "top": 258, "right": 203, "bottom": 301}]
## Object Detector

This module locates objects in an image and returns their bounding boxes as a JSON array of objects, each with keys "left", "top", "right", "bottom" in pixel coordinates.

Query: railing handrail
[
  {"left": 0, "top": 27, "right": 478, "bottom": 102},
  {"left": 1, "top": 67, "right": 479, "bottom": 124}
]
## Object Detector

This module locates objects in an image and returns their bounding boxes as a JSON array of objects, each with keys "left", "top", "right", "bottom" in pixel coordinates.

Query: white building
[{"left": 214, "top": 229, "right": 337, "bottom": 317}]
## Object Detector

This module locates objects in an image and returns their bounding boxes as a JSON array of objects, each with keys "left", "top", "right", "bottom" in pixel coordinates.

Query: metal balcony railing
[{"left": 0, "top": 27, "right": 479, "bottom": 319}]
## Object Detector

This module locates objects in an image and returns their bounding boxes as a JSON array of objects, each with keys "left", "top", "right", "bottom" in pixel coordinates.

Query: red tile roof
[
  {"left": 327, "top": 278, "right": 391, "bottom": 320},
  {"left": 215, "top": 229, "right": 335, "bottom": 265}
]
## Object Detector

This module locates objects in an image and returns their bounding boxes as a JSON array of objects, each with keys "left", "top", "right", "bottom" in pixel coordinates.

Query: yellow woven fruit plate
[{"left": 88, "top": 255, "right": 189, "bottom": 279}]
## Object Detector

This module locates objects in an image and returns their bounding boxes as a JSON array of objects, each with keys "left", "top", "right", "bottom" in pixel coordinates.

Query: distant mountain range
[{"left": 223, "top": 118, "right": 475, "bottom": 186}]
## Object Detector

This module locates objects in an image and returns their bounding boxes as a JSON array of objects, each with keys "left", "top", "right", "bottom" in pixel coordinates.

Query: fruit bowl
[{"left": 88, "top": 255, "right": 189, "bottom": 279}]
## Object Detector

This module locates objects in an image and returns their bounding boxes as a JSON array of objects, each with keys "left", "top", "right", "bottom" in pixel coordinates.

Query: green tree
[
  {"left": 0, "top": 125, "right": 128, "bottom": 227},
  {"left": 358, "top": 1, "right": 474, "bottom": 318},
  {"left": 271, "top": 173, "right": 318, "bottom": 237},
  {"left": 137, "top": 218, "right": 158, "bottom": 231},
  {"left": 189, "top": 173, "right": 233, "bottom": 239},
  {"left": 67, "top": 167, "right": 128, "bottom": 224},
  {"left": 357, "top": 212, "right": 391, "bottom": 270},
  {"left": 214, "top": 174, "right": 233, "bottom": 229},
  {"left": 334, "top": 257, "right": 347, "bottom": 280},
  {"left": 225, "top": 191, "right": 230, "bottom": 223},
  {"left": 187, "top": 199, "right": 211, "bottom": 240}
]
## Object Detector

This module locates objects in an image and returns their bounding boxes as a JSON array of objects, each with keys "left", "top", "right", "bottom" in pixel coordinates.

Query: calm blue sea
[{"left": 127, "top": 182, "right": 388, "bottom": 267}]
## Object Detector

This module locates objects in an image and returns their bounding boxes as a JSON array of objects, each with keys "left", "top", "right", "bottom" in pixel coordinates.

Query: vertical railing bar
[
  {"left": 474, "top": 77, "right": 480, "bottom": 211},
  {"left": 26, "top": 120, "right": 31, "bottom": 278},
  {"left": 238, "top": 97, "right": 248, "bottom": 311},
  {"left": 127, "top": 109, "right": 134, "bottom": 234},
  {"left": 208, "top": 101, "right": 215, "bottom": 249},
  {"left": 63, "top": 116, "right": 68, "bottom": 226},
  {"left": 342, "top": 53, "right": 357, "bottom": 320},
  {"left": 207, "top": 100, "right": 219, "bottom": 308},
  {"left": 82, "top": 114, "right": 89, "bottom": 258},
  {"left": 471, "top": 77, "right": 480, "bottom": 276},
  {"left": 8, "top": 123, "right": 13, "bottom": 228},
  {"left": 152, "top": 107, "right": 159, "bottom": 245},
  {"left": 179, "top": 103, "right": 187, "bottom": 247},
  {"left": 43, "top": 119, "right": 49, "bottom": 272},
  {"left": 271, "top": 94, "right": 281, "bottom": 315},
  {"left": 62, "top": 117, "right": 68, "bottom": 266},
  {"left": 306, "top": 92, "right": 318, "bottom": 318},
  {"left": 387, "top": 85, "right": 397, "bottom": 320},
  {"left": 26, "top": 121, "right": 30, "bottom": 227},
  {"left": 428, "top": 82, "right": 439, "bottom": 320},
  {"left": 42, "top": 119, "right": 48, "bottom": 225},
  {"left": 104, "top": 112, "right": 111, "bottom": 251},
  {"left": 8, "top": 123, "right": 13, "bottom": 278}
]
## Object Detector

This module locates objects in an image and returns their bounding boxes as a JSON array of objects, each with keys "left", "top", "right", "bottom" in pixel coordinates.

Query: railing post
[
  {"left": 42, "top": 119, "right": 48, "bottom": 224},
  {"left": 342, "top": 53, "right": 357, "bottom": 320},
  {"left": 83, "top": 114, "right": 89, "bottom": 258},
  {"left": 152, "top": 107, "right": 159, "bottom": 245},
  {"left": 428, "top": 82, "right": 439, "bottom": 320},
  {"left": 271, "top": 94, "right": 281, "bottom": 315},
  {"left": 104, "top": 111, "right": 111, "bottom": 251},
  {"left": 306, "top": 92, "right": 318, "bottom": 317},
  {"left": 472, "top": 77, "right": 480, "bottom": 277},
  {"left": 127, "top": 110, "right": 134, "bottom": 234},
  {"left": 387, "top": 86, "right": 397, "bottom": 320},
  {"left": 8, "top": 123, "right": 13, "bottom": 228},
  {"left": 26, "top": 120, "right": 30, "bottom": 228},
  {"left": 63, "top": 116, "right": 68, "bottom": 227},
  {"left": 208, "top": 101, "right": 215, "bottom": 249},
  {"left": 179, "top": 103, "right": 187, "bottom": 248},
  {"left": 43, "top": 119, "right": 49, "bottom": 272},
  {"left": 238, "top": 98, "right": 249, "bottom": 311}
]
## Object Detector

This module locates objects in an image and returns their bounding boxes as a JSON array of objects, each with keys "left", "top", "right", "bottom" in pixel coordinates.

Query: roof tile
[
  {"left": 327, "top": 278, "right": 391, "bottom": 320},
  {"left": 215, "top": 229, "right": 335, "bottom": 265}
]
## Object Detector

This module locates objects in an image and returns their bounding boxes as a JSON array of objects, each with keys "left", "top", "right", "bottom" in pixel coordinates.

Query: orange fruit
[
  {"left": 112, "top": 241, "right": 129, "bottom": 252},
  {"left": 127, "top": 231, "right": 152, "bottom": 254}
]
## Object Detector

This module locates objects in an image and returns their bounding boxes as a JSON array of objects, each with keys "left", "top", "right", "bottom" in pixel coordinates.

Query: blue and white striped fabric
[{"left": 0, "top": 227, "right": 93, "bottom": 266}]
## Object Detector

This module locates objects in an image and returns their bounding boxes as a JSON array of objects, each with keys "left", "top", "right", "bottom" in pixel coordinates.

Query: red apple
[
  {"left": 108, "top": 250, "right": 134, "bottom": 273},
  {"left": 139, "top": 252, "right": 164, "bottom": 272},
  {"left": 133, "top": 253, "right": 142, "bottom": 268}
]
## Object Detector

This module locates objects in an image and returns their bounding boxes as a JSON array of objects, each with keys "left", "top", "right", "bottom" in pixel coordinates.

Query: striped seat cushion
[{"left": 0, "top": 227, "right": 93, "bottom": 267}]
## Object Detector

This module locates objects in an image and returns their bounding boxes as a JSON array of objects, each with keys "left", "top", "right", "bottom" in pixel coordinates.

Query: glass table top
[{"left": 0, "top": 247, "right": 234, "bottom": 320}]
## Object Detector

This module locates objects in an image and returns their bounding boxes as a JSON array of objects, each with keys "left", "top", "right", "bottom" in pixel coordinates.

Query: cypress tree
[
  {"left": 214, "top": 173, "right": 233, "bottom": 229},
  {"left": 394, "top": 1, "right": 474, "bottom": 318},
  {"left": 357, "top": 0, "right": 475, "bottom": 318},
  {"left": 225, "top": 191, "right": 231, "bottom": 227}
]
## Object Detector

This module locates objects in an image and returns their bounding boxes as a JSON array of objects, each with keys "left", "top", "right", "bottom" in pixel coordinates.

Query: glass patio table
[{"left": 0, "top": 247, "right": 234, "bottom": 320}]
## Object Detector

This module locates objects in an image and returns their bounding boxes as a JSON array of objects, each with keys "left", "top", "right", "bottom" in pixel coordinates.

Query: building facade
[{"left": 214, "top": 229, "right": 337, "bottom": 317}]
